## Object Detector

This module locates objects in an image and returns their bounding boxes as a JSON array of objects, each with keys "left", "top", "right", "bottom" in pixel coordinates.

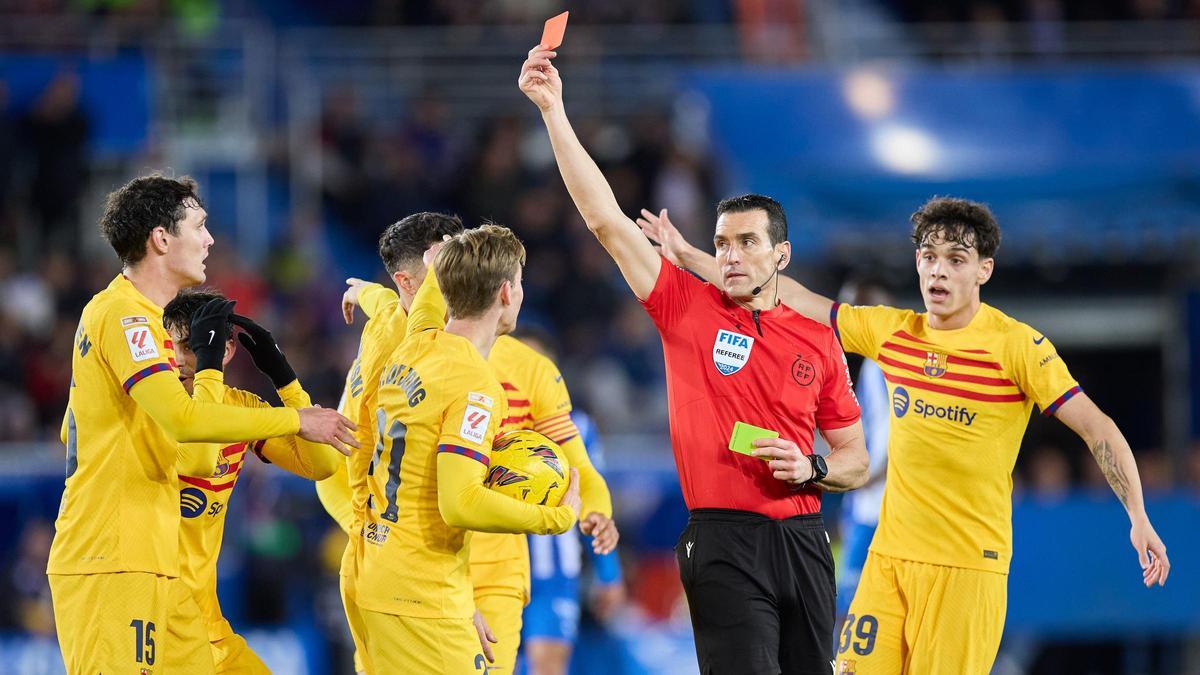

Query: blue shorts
[
  {"left": 837, "top": 521, "right": 876, "bottom": 614},
  {"left": 521, "top": 581, "right": 580, "bottom": 644}
]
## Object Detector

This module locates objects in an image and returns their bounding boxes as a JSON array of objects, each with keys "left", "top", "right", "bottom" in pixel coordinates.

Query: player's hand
[
  {"left": 1130, "top": 516, "right": 1169, "bottom": 587},
  {"left": 189, "top": 298, "right": 236, "bottom": 372},
  {"left": 473, "top": 609, "right": 497, "bottom": 664},
  {"left": 519, "top": 46, "right": 562, "bottom": 112},
  {"left": 637, "top": 208, "right": 694, "bottom": 268},
  {"left": 580, "top": 512, "right": 620, "bottom": 555},
  {"left": 589, "top": 581, "right": 627, "bottom": 622},
  {"left": 559, "top": 468, "right": 582, "bottom": 516},
  {"left": 297, "top": 406, "right": 359, "bottom": 456},
  {"left": 752, "top": 437, "right": 816, "bottom": 485},
  {"left": 342, "top": 277, "right": 369, "bottom": 325},
  {"left": 230, "top": 314, "right": 297, "bottom": 389}
]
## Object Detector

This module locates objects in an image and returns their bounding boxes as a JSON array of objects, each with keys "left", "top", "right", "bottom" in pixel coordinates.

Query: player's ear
[
  {"left": 498, "top": 279, "right": 512, "bottom": 307},
  {"left": 148, "top": 226, "right": 170, "bottom": 256},
  {"left": 223, "top": 336, "right": 237, "bottom": 367},
  {"left": 393, "top": 269, "right": 418, "bottom": 297},
  {"left": 978, "top": 257, "right": 994, "bottom": 286}
]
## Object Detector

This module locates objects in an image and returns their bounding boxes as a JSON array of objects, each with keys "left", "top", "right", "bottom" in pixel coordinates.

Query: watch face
[{"left": 812, "top": 454, "right": 829, "bottom": 479}]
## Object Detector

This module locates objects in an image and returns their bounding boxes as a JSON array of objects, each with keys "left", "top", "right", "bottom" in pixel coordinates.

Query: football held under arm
[{"left": 436, "top": 392, "right": 576, "bottom": 534}]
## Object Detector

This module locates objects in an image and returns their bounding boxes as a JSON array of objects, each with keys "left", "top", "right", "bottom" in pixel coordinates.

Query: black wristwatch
[{"left": 804, "top": 454, "right": 828, "bottom": 486}]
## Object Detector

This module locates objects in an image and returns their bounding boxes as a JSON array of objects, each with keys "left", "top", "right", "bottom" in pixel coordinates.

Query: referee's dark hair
[
  {"left": 378, "top": 212, "right": 466, "bottom": 275},
  {"left": 716, "top": 194, "right": 788, "bottom": 246},
  {"left": 99, "top": 174, "right": 203, "bottom": 268}
]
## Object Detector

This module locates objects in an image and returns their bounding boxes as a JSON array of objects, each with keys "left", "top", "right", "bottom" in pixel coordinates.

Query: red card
[{"left": 541, "top": 11, "right": 569, "bottom": 50}]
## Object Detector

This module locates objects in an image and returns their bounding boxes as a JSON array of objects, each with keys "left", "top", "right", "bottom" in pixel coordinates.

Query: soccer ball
[{"left": 485, "top": 430, "right": 570, "bottom": 506}]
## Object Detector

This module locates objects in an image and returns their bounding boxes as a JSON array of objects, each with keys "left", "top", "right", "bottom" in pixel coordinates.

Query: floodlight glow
[
  {"left": 843, "top": 70, "right": 895, "bottom": 120},
  {"left": 870, "top": 124, "right": 938, "bottom": 175}
]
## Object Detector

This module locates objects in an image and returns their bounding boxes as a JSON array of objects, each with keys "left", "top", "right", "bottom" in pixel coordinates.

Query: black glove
[
  {"left": 230, "top": 313, "right": 297, "bottom": 389},
  {"left": 189, "top": 298, "right": 236, "bottom": 373}
]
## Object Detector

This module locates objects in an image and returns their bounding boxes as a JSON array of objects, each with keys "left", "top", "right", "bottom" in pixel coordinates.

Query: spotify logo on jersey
[
  {"left": 892, "top": 387, "right": 911, "bottom": 417},
  {"left": 180, "top": 487, "right": 208, "bottom": 519},
  {"left": 892, "top": 386, "right": 977, "bottom": 426}
]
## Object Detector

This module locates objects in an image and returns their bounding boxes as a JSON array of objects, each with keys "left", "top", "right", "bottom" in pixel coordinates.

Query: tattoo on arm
[{"left": 1090, "top": 439, "right": 1130, "bottom": 507}]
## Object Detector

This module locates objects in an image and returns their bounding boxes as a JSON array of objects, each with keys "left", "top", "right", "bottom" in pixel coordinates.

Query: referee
[{"left": 520, "top": 47, "right": 870, "bottom": 674}]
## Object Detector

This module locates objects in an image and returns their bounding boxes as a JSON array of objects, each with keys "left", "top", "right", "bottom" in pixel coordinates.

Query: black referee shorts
[{"left": 675, "top": 508, "right": 836, "bottom": 675}]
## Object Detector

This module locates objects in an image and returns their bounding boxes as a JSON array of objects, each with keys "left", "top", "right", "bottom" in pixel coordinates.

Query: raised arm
[
  {"left": 638, "top": 208, "right": 835, "bottom": 323},
  {"left": 519, "top": 47, "right": 660, "bottom": 300},
  {"left": 1054, "top": 393, "right": 1169, "bottom": 587},
  {"left": 258, "top": 380, "right": 345, "bottom": 481}
]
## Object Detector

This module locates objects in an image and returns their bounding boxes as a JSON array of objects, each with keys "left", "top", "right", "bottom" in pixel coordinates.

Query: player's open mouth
[{"left": 928, "top": 286, "right": 949, "bottom": 301}]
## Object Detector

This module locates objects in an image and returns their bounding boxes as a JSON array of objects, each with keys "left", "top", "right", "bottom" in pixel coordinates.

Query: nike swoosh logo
[
  {"left": 208, "top": 329, "right": 216, "bottom": 345},
  {"left": 1033, "top": 335, "right": 1046, "bottom": 345}
]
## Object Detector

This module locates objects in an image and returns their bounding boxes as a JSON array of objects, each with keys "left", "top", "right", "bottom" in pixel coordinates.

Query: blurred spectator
[
  {"left": 1, "top": 520, "right": 55, "bottom": 635},
  {"left": 22, "top": 71, "right": 89, "bottom": 259},
  {"left": 1026, "top": 444, "right": 1072, "bottom": 503},
  {"left": 1135, "top": 448, "right": 1173, "bottom": 494},
  {"left": 0, "top": 80, "right": 16, "bottom": 239},
  {"left": 318, "top": 88, "right": 372, "bottom": 238}
]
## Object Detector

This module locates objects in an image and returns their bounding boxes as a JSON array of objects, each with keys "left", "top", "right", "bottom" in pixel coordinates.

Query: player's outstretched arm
[
  {"left": 258, "top": 381, "right": 345, "bottom": 480},
  {"left": 1054, "top": 394, "right": 1170, "bottom": 587},
  {"left": 342, "top": 278, "right": 399, "bottom": 324},
  {"left": 520, "top": 46, "right": 660, "bottom": 300},
  {"left": 638, "top": 207, "right": 835, "bottom": 323},
  {"left": 131, "top": 372, "right": 359, "bottom": 452}
]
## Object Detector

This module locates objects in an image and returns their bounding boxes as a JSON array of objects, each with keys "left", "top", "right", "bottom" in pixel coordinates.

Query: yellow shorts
[
  {"left": 338, "top": 535, "right": 370, "bottom": 673},
  {"left": 837, "top": 551, "right": 1007, "bottom": 675},
  {"left": 361, "top": 609, "right": 487, "bottom": 674},
  {"left": 211, "top": 633, "right": 269, "bottom": 674},
  {"left": 49, "top": 572, "right": 214, "bottom": 675},
  {"left": 474, "top": 591, "right": 525, "bottom": 674}
]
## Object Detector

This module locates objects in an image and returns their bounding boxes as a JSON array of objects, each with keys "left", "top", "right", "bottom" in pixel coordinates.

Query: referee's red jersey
[{"left": 641, "top": 261, "right": 861, "bottom": 518}]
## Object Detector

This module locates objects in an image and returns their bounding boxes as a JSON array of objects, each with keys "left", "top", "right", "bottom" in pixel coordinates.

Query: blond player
[
  {"left": 316, "top": 212, "right": 467, "bottom": 673},
  {"left": 48, "top": 175, "right": 356, "bottom": 673},
  {"left": 396, "top": 249, "right": 620, "bottom": 675},
  {"left": 163, "top": 289, "right": 345, "bottom": 672},
  {"left": 355, "top": 224, "right": 580, "bottom": 672},
  {"left": 639, "top": 197, "right": 1170, "bottom": 673}
]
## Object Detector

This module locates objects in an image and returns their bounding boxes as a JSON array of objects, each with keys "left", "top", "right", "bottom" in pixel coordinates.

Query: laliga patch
[
  {"left": 124, "top": 326, "right": 160, "bottom": 362},
  {"left": 712, "top": 329, "right": 754, "bottom": 376},
  {"left": 459, "top": 404, "right": 492, "bottom": 445},
  {"left": 121, "top": 315, "right": 149, "bottom": 327},
  {"left": 468, "top": 391, "right": 494, "bottom": 408}
]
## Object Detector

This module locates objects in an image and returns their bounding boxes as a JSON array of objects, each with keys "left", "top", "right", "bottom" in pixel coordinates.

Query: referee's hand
[{"left": 752, "top": 438, "right": 815, "bottom": 485}]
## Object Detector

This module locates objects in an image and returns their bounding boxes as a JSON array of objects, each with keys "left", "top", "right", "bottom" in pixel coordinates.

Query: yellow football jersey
[
  {"left": 49, "top": 274, "right": 187, "bottom": 576},
  {"left": 179, "top": 382, "right": 337, "bottom": 642},
  {"left": 49, "top": 275, "right": 300, "bottom": 578},
  {"left": 397, "top": 271, "right": 614, "bottom": 602},
  {"left": 318, "top": 283, "right": 406, "bottom": 566},
  {"left": 470, "top": 336, "right": 604, "bottom": 599},
  {"left": 833, "top": 302, "right": 1080, "bottom": 573},
  {"left": 356, "top": 329, "right": 576, "bottom": 619}
]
